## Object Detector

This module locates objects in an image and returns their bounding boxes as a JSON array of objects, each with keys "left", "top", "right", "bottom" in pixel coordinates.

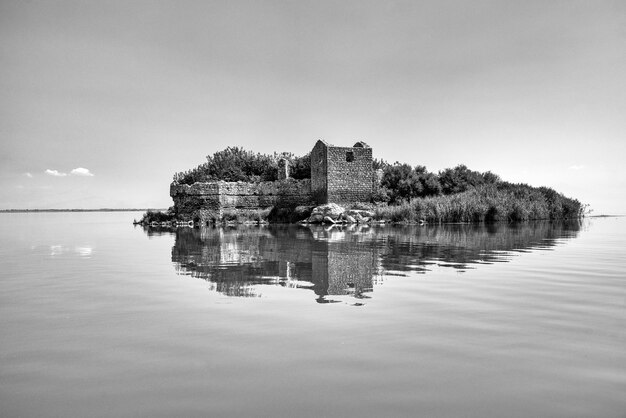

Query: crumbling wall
[
  {"left": 326, "top": 144, "right": 373, "bottom": 203},
  {"left": 310, "top": 140, "right": 373, "bottom": 204},
  {"left": 170, "top": 179, "right": 312, "bottom": 222},
  {"left": 310, "top": 140, "right": 328, "bottom": 201}
]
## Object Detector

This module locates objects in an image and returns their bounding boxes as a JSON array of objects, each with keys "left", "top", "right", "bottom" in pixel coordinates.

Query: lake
[{"left": 0, "top": 212, "right": 624, "bottom": 417}]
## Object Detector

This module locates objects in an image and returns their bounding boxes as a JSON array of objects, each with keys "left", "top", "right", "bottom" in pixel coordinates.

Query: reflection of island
[{"left": 165, "top": 221, "right": 580, "bottom": 303}]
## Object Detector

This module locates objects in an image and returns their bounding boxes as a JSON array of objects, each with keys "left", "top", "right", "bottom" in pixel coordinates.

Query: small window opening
[{"left": 346, "top": 151, "right": 354, "bottom": 162}]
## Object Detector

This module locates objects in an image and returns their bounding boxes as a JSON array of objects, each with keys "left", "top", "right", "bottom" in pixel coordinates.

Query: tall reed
[{"left": 374, "top": 184, "right": 583, "bottom": 223}]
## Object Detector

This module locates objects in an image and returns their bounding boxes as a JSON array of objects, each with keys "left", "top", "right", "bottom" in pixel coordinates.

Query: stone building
[
  {"left": 170, "top": 140, "right": 377, "bottom": 222},
  {"left": 310, "top": 140, "right": 373, "bottom": 204}
]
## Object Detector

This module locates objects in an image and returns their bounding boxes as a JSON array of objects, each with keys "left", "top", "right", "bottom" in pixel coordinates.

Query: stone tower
[{"left": 310, "top": 140, "right": 373, "bottom": 204}]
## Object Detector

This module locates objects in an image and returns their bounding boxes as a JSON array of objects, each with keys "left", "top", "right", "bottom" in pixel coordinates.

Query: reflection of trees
[
  {"left": 165, "top": 220, "right": 580, "bottom": 302},
  {"left": 375, "top": 221, "right": 581, "bottom": 274}
]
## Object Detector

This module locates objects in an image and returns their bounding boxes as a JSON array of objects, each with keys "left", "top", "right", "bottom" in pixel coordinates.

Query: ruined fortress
[{"left": 170, "top": 140, "right": 381, "bottom": 222}]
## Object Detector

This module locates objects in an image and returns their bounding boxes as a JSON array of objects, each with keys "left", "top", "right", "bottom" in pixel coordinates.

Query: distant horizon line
[{"left": 0, "top": 208, "right": 165, "bottom": 213}]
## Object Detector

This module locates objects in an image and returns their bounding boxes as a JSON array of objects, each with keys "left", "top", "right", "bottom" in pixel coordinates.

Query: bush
[
  {"left": 173, "top": 147, "right": 313, "bottom": 185},
  {"left": 438, "top": 165, "right": 499, "bottom": 195},
  {"left": 173, "top": 147, "right": 280, "bottom": 185},
  {"left": 380, "top": 164, "right": 442, "bottom": 203},
  {"left": 139, "top": 207, "right": 176, "bottom": 224}
]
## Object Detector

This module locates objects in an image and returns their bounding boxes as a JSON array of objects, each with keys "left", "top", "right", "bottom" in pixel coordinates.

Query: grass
[{"left": 374, "top": 185, "right": 584, "bottom": 223}]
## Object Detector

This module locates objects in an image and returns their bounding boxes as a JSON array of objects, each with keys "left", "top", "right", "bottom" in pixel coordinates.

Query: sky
[{"left": 1, "top": 0, "right": 624, "bottom": 213}]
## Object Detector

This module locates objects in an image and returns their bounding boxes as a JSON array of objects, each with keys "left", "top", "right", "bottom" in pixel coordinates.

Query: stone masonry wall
[
  {"left": 170, "top": 179, "right": 312, "bottom": 222},
  {"left": 326, "top": 145, "right": 373, "bottom": 203},
  {"left": 310, "top": 140, "right": 327, "bottom": 200}
]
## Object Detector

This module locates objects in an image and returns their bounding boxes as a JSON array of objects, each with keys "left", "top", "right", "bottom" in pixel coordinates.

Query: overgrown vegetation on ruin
[{"left": 172, "top": 147, "right": 310, "bottom": 185}]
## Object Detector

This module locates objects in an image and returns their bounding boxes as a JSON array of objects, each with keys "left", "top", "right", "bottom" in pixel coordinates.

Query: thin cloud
[
  {"left": 45, "top": 169, "right": 67, "bottom": 177},
  {"left": 568, "top": 165, "right": 585, "bottom": 171},
  {"left": 25, "top": 172, "right": 33, "bottom": 178},
  {"left": 70, "top": 167, "right": 94, "bottom": 177}
]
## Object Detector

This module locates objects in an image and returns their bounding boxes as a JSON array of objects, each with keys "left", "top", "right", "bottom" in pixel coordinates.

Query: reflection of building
[
  {"left": 313, "top": 243, "right": 376, "bottom": 299},
  {"left": 171, "top": 225, "right": 379, "bottom": 302}
]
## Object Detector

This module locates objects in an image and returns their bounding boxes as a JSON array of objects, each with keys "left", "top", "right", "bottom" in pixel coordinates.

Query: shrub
[
  {"left": 139, "top": 207, "right": 176, "bottom": 224},
  {"left": 438, "top": 165, "right": 499, "bottom": 195},
  {"left": 380, "top": 164, "right": 442, "bottom": 203},
  {"left": 173, "top": 147, "right": 313, "bottom": 185},
  {"left": 173, "top": 147, "right": 281, "bottom": 185}
]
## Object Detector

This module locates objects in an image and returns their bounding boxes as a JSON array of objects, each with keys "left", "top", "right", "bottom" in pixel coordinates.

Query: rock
[
  {"left": 323, "top": 216, "right": 336, "bottom": 224},
  {"left": 308, "top": 213, "right": 324, "bottom": 223},
  {"left": 311, "top": 203, "right": 345, "bottom": 219},
  {"left": 344, "top": 215, "right": 357, "bottom": 223},
  {"left": 346, "top": 209, "right": 374, "bottom": 218},
  {"left": 293, "top": 205, "right": 314, "bottom": 219}
]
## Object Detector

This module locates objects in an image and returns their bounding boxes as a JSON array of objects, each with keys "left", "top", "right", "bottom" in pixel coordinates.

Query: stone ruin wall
[
  {"left": 170, "top": 179, "right": 312, "bottom": 222},
  {"left": 325, "top": 145, "right": 373, "bottom": 204},
  {"left": 310, "top": 141, "right": 327, "bottom": 199},
  {"left": 310, "top": 140, "right": 374, "bottom": 204}
]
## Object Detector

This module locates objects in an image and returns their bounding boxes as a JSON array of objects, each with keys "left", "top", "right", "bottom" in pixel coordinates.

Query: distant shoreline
[{"left": 0, "top": 209, "right": 165, "bottom": 213}]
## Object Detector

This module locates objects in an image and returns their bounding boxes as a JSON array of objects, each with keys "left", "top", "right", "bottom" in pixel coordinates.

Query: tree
[
  {"left": 381, "top": 164, "right": 441, "bottom": 203},
  {"left": 438, "top": 164, "right": 489, "bottom": 195},
  {"left": 289, "top": 153, "right": 311, "bottom": 179},
  {"left": 173, "top": 147, "right": 280, "bottom": 185}
]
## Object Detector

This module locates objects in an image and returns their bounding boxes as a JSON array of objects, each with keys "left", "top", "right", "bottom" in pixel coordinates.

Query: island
[{"left": 138, "top": 140, "right": 584, "bottom": 226}]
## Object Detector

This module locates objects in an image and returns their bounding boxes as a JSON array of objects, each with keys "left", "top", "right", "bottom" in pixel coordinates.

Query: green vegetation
[
  {"left": 173, "top": 147, "right": 311, "bottom": 185},
  {"left": 377, "top": 164, "right": 443, "bottom": 203},
  {"left": 288, "top": 153, "right": 311, "bottom": 180},
  {"left": 221, "top": 208, "right": 272, "bottom": 223},
  {"left": 374, "top": 163, "right": 500, "bottom": 203},
  {"left": 374, "top": 184, "right": 584, "bottom": 223},
  {"left": 137, "top": 207, "right": 176, "bottom": 224}
]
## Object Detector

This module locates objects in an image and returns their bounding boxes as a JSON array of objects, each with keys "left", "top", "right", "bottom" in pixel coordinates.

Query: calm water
[{"left": 0, "top": 213, "right": 624, "bottom": 417}]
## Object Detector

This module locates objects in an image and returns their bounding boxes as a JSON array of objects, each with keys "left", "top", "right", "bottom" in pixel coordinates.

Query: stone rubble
[{"left": 301, "top": 203, "right": 377, "bottom": 224}]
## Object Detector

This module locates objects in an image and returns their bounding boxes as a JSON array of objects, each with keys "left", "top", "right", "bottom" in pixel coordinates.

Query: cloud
[
  {"left": 25, "top": 172, "right": 33, "bottom": 178},
  {"left": 70, "top": 167, "right": 94, "bottom": 176},
  {"left": 568, "top": 165, "right": 585, "bottom": 170},
  {"left": 45, "top": 169, "right": 67, "bottom": 177}
]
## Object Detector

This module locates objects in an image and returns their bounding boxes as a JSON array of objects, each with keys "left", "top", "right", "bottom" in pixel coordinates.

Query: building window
[{"left": 346, "top": 151, "right": 354, "bottom": 162}]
